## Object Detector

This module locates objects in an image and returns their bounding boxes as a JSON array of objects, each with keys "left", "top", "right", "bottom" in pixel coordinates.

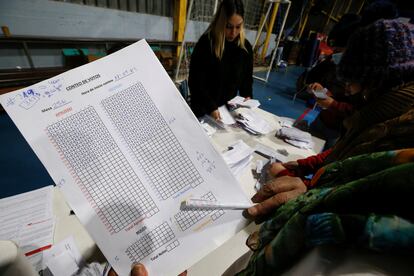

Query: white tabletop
[
  {"left": 52, "top": 108, "right": 325, "bottom": 275},
  {"left": 188, "top": 108, "right": 324, "bottom": 275}
]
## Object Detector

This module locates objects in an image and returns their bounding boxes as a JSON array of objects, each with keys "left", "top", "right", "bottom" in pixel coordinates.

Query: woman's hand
[
  {"left": 246, "top": 176, "right": 307, "bottom": 222},
  {"left": 108, "top": 263, "right": 148, "bottom": 276},
  {"left": 210, "top": 109, "right": 221, "bottom": 121},
  {"left": 109, "top": 264, "right": 187, "bottom": 276},
  {"left": 131, "top": 264, "right": 148, "bottom": 276},
  {"left": 316, "top": 96, "right": 334, "bottom": 109},
  {"left": 307, "top": 82, "right": 324, "bottom": 93},
  {"left": 268, "top": 161, "right": 299, "bottom": 177}
]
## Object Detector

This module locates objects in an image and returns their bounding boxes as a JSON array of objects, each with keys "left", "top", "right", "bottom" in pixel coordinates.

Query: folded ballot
[
  {"left": 222, "top": 140, "right": 254, "bottom": 179},
  {"left": 228, "top": 96, "right": 260, "bottom": 109},
  {"left": 275, "top": 127, "right": 314, "bottom": 149}
]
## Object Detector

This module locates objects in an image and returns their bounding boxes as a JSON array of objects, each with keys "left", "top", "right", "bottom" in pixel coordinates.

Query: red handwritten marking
[{"left": 55, "top": 107, "right": 72, "bottom": 117}]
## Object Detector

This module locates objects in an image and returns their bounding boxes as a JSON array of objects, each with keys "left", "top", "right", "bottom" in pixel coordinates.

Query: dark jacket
[{"left": 189, "top": 33, "right": 253, "bottom": 117}]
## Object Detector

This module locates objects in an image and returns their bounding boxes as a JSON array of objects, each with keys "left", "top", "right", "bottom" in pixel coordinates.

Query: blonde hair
[{"left": 206, "top": 0, "right": 247, "bottom": 60}]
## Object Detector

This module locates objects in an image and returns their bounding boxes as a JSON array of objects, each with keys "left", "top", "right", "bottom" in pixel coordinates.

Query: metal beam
[
  {"left": 173, "top": 0, "right": 187, "bottom": 56},
  {"left": 260, "top": 1, "right": 280, "bottom": 61},
  {"left": 174, "top": 0, "right": 193, "bottom": 81},
  {"left": 321, "top": 10, "right": 339, "bottom": 23}
]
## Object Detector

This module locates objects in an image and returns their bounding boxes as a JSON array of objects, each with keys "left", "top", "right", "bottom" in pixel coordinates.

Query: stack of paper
[
  {"left": 254, "top": 143, "right": 288, "bottom": 163},
  {"left": 235, "top": 109, "right": 272, "bottom": 135},
  {"left": 278, "top": 117, "right": 296, "bottom": 128},
  {"left": 275, "top": 127, "right": 314, "bottom": 149},
  {"left": 0, "top": 186, "right": 55, "bottom": 272},
  {"left": 222, "top": 140, "right": 254, "bottom": 179},
  {"left": 228, "top": 96, "right": 260, "bottom": 109}
]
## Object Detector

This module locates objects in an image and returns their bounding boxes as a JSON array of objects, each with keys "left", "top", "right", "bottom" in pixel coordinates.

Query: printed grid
[
  {"left": 126, "top": 222, "right": 176, "bottom": 262},
  {"left": 174, "top": 192, "right": 225, "bottom": 231},
  {"left": 102, "top": 82, "right": 203, "bottom": 200},
  {"left": 47, "top": 106, "right": 158, "bottom": 234}
]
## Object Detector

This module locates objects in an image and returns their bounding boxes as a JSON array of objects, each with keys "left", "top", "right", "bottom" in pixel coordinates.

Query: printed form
[{"left": 0, "top": 40, "right": 251, "bottom": 276}]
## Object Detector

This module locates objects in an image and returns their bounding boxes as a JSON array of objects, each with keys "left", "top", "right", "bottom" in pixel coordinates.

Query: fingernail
[
  {"left": 136, "top": 264, "right": 145, "bottom": 272},
  {"left": 132, "top": 263, "right": 146, "bottom": 274},
  {"left": 247, "top": 207, "right": 257, "bottom": 216}
]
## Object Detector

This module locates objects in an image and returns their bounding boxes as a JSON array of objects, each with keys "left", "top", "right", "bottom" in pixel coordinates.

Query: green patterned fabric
[{"left": 237, "top": 149, "right": 414, "bottom": 275}]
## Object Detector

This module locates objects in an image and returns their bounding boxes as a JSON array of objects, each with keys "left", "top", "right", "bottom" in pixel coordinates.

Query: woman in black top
[{"left": 188, "top": 0, "right": 253, "bottom": 119}]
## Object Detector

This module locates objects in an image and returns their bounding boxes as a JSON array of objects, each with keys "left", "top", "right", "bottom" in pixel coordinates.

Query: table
[
  {"left": 188, "top": 108, "right": 324, "bottom": 275},
  {"left": 52, "top": 108, "right": 325, "bottom": 275}
]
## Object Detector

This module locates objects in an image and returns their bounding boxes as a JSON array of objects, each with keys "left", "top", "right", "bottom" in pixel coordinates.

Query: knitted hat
[
  {"left": 360, "top": 0, "right": 398, "bottom": 27},
  {"left": 337, "top": 19, "right": 414, "bottom": 88}
]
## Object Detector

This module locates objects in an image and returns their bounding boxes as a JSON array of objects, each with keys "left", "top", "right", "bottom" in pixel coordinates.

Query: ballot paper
[
  {"left": 235, "top": 108, "right": 272, "bottom": 135},
  {"left": 222, "top": 140, "right": 254, "bottom": 178},
  {"left": 278, "top": 117, "right": 296, "bottom": 128},
  {"left": 200, "top": 121, "right": 216, "bottom": 137},
  {"left": 254, "top": 143, "right": 288, "bottom": 163},
  {"left": 0, "top": 40, "right": 251, "bottom": 276},
  {"left": 228, "top": 96, "right": 260, "bottom": 109},
  {"left": 312, "top": 88, "right": 328, "bottom": 99},
  {"left": 218, "top": 105, "right": 236, "bottom": 125},
  {"left": 276, "top": 127, "right": 314, "bottom": 149},
  {"left": 43, "top": 236, "right": 82, "bottom": 276},
  {"left": 222, "top": 140, "right": 254, "bottom": 166}
]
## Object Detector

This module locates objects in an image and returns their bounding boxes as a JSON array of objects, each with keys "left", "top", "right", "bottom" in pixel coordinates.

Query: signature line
[{"left": 53, "top": 101, "right": 72, "bottom": 110}]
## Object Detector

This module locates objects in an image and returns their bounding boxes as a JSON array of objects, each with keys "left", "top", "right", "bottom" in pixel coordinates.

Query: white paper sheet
[
  {"left": 312, "top": 88, "right": 328, "bottom": 99},
  {"left": 222, "top": 140, "right": 253, "bottom": 167},
  {"left": 46, "top": 251, "right": 79, "bottom": 276},
  {"left": 0, "top": 186, "right": 53, "bottom": 243},
  {"left": 43, "top": 236, "right": 82, "bottom": 276},
  {"left": 235, "top": 108, "right": 272, "bottom": 134},
  {"left": 0, "top": 186, "right": 55, "bottom": 273},
  {"left": 254, "top": 143, "right": 288, "bottom": 163},
  {"left": 222, "top": 140, "right": 254, "bottom": 179},
  {"left": 278, "top": 116, "right": 296, "bottom": 128},
  {"left": 230, "top": 155, "right": 253, "bottom": 179},
  {"left": 200, "top": 121, "right": 217, "bottom": 136},
  {"left": 218, "top": 105, "right": 236, "bottom": 125},
  {"left": 0, "top": 40, "right": 251, "bottom": 276},
  {"left": 228, "top": 96, "right": 245, "bottom": 106},
  {"left": 228, "top": 96, "right": 260, "bottom": 109}
]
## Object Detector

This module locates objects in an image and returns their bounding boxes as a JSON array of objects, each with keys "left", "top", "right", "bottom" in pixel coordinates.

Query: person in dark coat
[{"left": 188, "top": 0, "right": 253, "bottom": 120}]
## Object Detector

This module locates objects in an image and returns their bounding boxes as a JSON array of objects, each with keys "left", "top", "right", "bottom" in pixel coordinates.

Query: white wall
[
  {"left": 0, "top": 0, "right": 276, "bottom": 69},
  {"left": 0, "top": 0, "right": 172, "bottom": 39}
]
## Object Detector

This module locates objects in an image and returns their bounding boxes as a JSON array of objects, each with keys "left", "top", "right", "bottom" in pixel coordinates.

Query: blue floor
[
  {"left": 253, "top": 66, "right": 312, "bottom": 119},
  {"left": 0, "top": 66, "right": 314, "bottom": 199}
]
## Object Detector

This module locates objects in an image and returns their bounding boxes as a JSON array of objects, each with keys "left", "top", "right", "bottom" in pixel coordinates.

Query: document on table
[
  {"left": 222, "top": 140, "right": 254, "bottom": 179},
  {"left": 43, "top": 236, "right": 83, "bottom": 276},
  {"left": 0, "top": 186, "right": 54, "bottom": 246},
  {"left": 218, "top": 105, "right": 236, "bottom": 125},
  {"left": 0, "top": 40, "right": 251, "bottom": 276},
  {"left": 0, "top": 186, "right": 55, "bottom": 272},
  {"left": 235, "top": 108, "right": 272, "bottom": 135}
]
